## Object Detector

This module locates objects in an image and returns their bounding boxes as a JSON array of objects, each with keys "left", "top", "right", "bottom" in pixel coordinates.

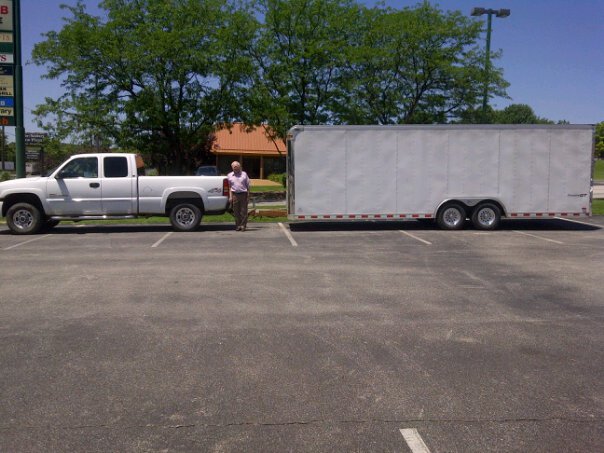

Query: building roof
[{"left": 211, "top": 123, "right": 286, "bottom": 156}]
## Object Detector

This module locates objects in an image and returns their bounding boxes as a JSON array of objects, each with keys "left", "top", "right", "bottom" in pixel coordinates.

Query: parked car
[{"left": 196, "top": 165, "right": 220, "bottom": 176}]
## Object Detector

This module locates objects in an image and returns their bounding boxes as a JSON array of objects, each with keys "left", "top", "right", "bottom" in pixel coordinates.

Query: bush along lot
[{"left": 594, "top": 159, "right": 604, "bottom": 181}]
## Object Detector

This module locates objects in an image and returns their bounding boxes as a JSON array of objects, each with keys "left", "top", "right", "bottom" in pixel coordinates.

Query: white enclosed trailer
[{"left": 286, "top": 125, "right": 594, "bottom": 229}]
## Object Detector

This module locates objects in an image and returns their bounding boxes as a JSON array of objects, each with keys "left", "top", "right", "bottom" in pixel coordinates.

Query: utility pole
[{"left": 13, "top": 0, "right": 24, "bottom": 177}]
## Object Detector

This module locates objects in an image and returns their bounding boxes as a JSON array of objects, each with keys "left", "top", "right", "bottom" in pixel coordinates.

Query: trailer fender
[{"left": 434, "top": 198, "right": 507, "bottom": 218}]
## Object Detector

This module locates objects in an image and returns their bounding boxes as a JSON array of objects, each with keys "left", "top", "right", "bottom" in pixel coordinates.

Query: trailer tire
[
  {"left": 471, "top": 203, "right": 501, "bottom": 230},
  {"left": 169, "top": 203, "right": 202, "bottom": 232},
  {"left": 437, "top": 203, "right": 466, "bottom": 230},
  {"left": 6, "top": 202, "right": 44, "bottom": 235}
]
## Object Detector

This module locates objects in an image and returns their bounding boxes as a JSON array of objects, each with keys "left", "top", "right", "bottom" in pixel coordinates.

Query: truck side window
[
  {"left": 104, "top": 156, "right": 129, "bottom": 178},
  {"left": 58, "top": 157, "right": 98, "bottom": 179}
]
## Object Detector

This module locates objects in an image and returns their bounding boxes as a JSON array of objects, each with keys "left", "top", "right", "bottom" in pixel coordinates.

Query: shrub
[
  {"left": 0, "top": 171, "right": 12, "bottom": 182},
  {"left": 267, "top": 173, "right": 286, "bottom": 187}
]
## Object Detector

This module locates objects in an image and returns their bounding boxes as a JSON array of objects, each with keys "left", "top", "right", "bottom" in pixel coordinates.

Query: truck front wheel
[
  {"left": 6, "top": 203, "right": 44, "bottom": 235},
  {"left": 169, "top": 203, "right": 202, "bottom": 232}
]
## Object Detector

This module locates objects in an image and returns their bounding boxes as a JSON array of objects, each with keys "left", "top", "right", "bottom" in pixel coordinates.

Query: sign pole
[
  {"left": 13, "top": 0, "right": 23, "bottom": 177},
  {"left": 1, "top": 125, "right": 4, "bottom": 170}
]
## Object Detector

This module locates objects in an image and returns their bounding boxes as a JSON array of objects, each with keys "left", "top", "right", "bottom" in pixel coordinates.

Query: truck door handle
[{"left": 90, "top": 182, "right": 100, "bottom": 188}]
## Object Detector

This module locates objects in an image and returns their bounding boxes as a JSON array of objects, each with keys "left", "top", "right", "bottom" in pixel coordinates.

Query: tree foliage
[
  {"left": 596, "top": 121, "right": 604, "bottom": 159},
  {"left": 33, "top": 0, "right": 256, "bottom": 173},
  {"left": 334, "top": 4, "right": 506, "bottom": 125},
  {"left": 247, "top": 0, "right": 360, "bottom": 138},
  {"left": 33, "top": 0, "right": 511, "bottom": 170},
  {"left": 492, "top": 104, "right": 553, "bottom": 124}
]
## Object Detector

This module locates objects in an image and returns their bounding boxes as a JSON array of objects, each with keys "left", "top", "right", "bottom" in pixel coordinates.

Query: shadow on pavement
[
  {"left": 289, "top": 218, "right": 602, "bottom": 232},
  {"left": 0, "top": 223, "right": 239, "bottom": 235}
]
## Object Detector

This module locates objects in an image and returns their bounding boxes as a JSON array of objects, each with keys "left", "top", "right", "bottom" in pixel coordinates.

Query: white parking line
[
  {"left": 3, "top": 234, "right": 52, "bottom": 250},
  {"left": 400, "top": 428, "right": 431, "bottom": 453},
  {"left": 151, "top": 232, "right": 173, "bottom": 248},
  {"left": 278, "top": 222, "right": 298, "bottom": 247},
  {"left": 400, "top": 230, "right": 432, "bottom": 245},
  {"left": 513, "top": 230, "right": 564, "bottom": 245}
]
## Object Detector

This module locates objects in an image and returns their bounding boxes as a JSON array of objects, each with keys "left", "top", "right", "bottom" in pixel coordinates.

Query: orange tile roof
[{"left": 211, "top": 123, "right": 286, "bottom": 156}]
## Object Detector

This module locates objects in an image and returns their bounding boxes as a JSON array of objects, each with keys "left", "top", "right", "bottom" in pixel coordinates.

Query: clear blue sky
[{"left": 14, "top": 0, "right": 604, "bottom": 139}]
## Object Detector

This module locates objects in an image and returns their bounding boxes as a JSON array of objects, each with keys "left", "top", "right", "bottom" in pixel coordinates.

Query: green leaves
[
  {"left": 595, "top": 122, "right": 604, "bottom": 159},
  {"left": 334, "top": 3, "right": 504, "bottom": 125},
  {"left": 32, "top": 0, "right": 511, "bottom": 170},
  {"left": 33, "top": 0, "right": 256, "bottom": 173}
]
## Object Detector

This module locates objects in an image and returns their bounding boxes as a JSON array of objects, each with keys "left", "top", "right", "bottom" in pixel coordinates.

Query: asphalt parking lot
[{"left": 1, "top": 217, "right": 603, "bottom": 452}]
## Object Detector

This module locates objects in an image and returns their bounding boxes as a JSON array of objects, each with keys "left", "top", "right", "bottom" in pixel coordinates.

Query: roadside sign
[
  {"left": 0, "top": 1, "right": 13, "bottom": 32},
  {"left": 0, "top": 1, "right": 13, "bottom": 128},
  {"left": 25, "top": 149, "right": 39, "bottom": 160},
  {"left": 0, "top": 72, "right": 12, "bottom": 94},
  {"left": 0, "top": 96, "right": 12, "bottom": 107},
  {"left": 0, "top": 32, "right": 11, "bottom": 53},
  {"left": 25, "top": 132, "right": 48, "bottom": 146}
]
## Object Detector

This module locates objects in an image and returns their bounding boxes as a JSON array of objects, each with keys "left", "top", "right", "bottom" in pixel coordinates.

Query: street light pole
[
  {"left": 482, "top": 12, "right": 493, "bottom": 114},
  {"left": 471, "top": 7, "right": 510, "bottom": 119}
]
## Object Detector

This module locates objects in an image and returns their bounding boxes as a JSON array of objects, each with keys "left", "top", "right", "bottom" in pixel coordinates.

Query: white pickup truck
[{"left": 0, "top": 153, "right": 230, "bottom": 234}]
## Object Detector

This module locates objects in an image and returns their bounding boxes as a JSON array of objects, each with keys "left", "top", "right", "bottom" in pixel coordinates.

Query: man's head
[{"left": 231, "top": 161, "right": 242, "bottom": 173}]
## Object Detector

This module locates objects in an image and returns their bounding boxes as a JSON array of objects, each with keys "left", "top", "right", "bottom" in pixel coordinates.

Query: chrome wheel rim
[
  {"left": 12, "top": 209, "right": 34, "bottom": 230},
  {"left": 443, "top": 207, "right": 463, "bottom": 227},
  {"left": 175, "top": 207, "right": 196, "bottom": 227},
  {"left": 477, "top": 208, "right": 496, "bottom": 227}
]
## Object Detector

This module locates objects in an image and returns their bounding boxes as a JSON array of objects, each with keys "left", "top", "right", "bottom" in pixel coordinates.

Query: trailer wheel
[
  {"left": 6, "top": 202, "right": 44, "bottom": 235},
  {"left": 169, "top": 203, "right": 202, "bottom": 232},
  {"left": 437, "top": 203, "right": 466, "bottom": 230},
  {"left": 471, "top": 203, "right": 501, "bottom": 230}
]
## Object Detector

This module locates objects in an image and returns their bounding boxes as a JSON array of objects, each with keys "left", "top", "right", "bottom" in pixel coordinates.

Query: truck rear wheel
[
  {"left": 437, "top": 203, "right": 466, "bottom": 230},
  {"left": 6, "top": 203, "right": 44, "bottom": 235},
  {"left": 169, "top": 203, "right": 202, "bottom": 232},
  {"left": 471, "top": 203, "right": 501, "bottom": 230}
]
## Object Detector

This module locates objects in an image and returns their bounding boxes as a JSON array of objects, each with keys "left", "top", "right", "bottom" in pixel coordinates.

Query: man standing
[{"left": 227, "top": 161, "right": 250, "bottom": 231}]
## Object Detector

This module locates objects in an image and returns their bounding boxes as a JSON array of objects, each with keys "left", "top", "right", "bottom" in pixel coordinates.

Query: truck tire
[
  {"left": 44, "top": 218, "right": 61, "bottom": 230},
  {"left": 437, "top": 203, "right": 466, "bottom": 230},
  {"left": 6, "top": 202, "right": 44, "bottom": 235},
  {"left": 471, "top": 203, "right": 501, "bottom": 230},
  {"left": 169, "top": 203, "right": 202, "bottom": 232}
]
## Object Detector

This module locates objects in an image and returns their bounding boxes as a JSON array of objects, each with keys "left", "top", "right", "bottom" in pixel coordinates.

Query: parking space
[
  {"left": 1, "top": 217, "right": 602, "bottom": 252},
  {"left": 0, "top": 218, "right": 603, "bottom": 452}
]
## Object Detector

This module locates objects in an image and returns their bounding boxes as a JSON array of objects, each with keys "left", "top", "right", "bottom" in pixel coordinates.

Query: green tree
[
  {"left": 247, "top": 0, "right": 361, "bottom": 138},
  {"left": 492, "top": 103, "right": 553, "bottom": 124},
  {"left": 333, "top": 3, "right": 508, "bottom": 124},
  {"left": 32, "top": 0, "right": 256, "bottom": 174},
  {"left": 595, "top": 121, "right": 604, "bottom": 159}
]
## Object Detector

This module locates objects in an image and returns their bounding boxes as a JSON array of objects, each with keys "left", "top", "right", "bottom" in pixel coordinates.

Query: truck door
[
  {"left": 101, "top": 156, "right": 136, "bottom": 214},
  {"left": 46, "top": 156, "right": 103, "bottom": 215}
]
